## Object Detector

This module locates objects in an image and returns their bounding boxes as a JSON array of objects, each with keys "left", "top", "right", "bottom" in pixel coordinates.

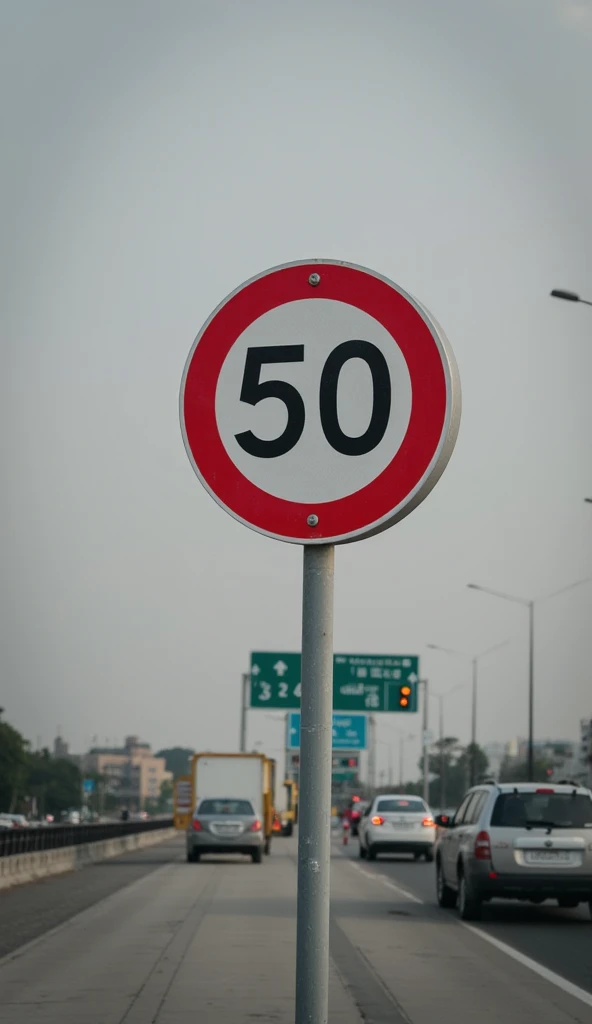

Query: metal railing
[{"left": 0, "top": 818, "right": 174, "bottom": 858}]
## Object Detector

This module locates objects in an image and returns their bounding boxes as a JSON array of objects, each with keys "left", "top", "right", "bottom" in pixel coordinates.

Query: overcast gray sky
[{"left": 2, "top": 0, "right": 591, "bottom": 782}]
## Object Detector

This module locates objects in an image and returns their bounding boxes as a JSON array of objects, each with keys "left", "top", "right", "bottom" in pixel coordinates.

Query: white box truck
[{"left": 187, "top": 753, "right": 276, "bottom": 861}]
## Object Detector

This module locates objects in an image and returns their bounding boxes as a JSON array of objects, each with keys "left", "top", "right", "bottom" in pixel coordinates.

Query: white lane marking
[
  {"left": 338, "top": 846, "right": 592, "bottom": 1011},
  {"left": 461, "top": 924, "right": 592, "bottom": 1011},
  {"left": 343, "top": 856, "right": 424, "bottom": 905}
]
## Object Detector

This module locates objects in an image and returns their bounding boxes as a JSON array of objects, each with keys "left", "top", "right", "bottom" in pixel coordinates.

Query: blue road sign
[
  {"left": 287, "top": 712, "right": 367, "bottom": 751},
  {"left": 82, "top": 778, "right": 95, "bottom": 794}
]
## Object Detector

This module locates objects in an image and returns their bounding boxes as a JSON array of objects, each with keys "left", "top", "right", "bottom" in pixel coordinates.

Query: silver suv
[{"left": 435, "top": 781, "right": 592, "bottom": 920}]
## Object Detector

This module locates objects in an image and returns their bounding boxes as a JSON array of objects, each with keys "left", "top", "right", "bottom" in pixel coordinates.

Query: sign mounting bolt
[
  {"left": 307, "top": 514, "right": 319, "bottom": 527},
  {"left": 308, "top": 273, "right": 321, "bottom": 287}
]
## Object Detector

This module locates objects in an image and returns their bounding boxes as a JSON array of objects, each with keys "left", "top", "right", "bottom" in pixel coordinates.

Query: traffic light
[
  {"left": 332, "top": 755, "right": 359, "bottom": 769},
  {"left": 398, "top": 684, "right": 412, "bottom": 710}
]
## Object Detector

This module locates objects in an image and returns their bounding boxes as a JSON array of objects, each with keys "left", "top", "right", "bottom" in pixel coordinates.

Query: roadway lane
[
  {"left": 0, "top": 836, "right": 590, "bottom": 1022},
  {"left": 340, "top": 837, "right": 592, "bottom": 996},
  {"left": 0, "top": 835, "right": 181, "bottom": 958}
]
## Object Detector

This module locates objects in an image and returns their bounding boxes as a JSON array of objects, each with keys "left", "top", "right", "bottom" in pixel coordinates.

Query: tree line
[
  {"left": 374, "top": 737, "right": 558, "bottom": 810},
  {"left": 0, "top": 710, "right": 82, "bottom": 817}
]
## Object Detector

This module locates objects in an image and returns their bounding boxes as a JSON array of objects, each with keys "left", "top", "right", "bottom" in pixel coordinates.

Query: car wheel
[
  {"left": 414, "top": 852, "right": 422, "bottom": 861},
  {"left": 186, "top": 850, "right": 194, "bottom": 863},
  {"left": 557, "top": 897, "right": 579, "bottom": 909},
  {"left": 367, "top": 845, "right": 377, "bottom": 861},
  {"left": 458, "top": 869, "right": 481, "bottom": 921},
  {"left": 436, "top": 860, "right": 457, "bottom": 908},
  {"left": 252, "top": 847, "right": 263, "bottom": 864},
  {"left": 359, "top": 842, "right": 366, "bottom": 859},
  {"left": 424, "top": 850, "right": 434, "bottom": 863}
]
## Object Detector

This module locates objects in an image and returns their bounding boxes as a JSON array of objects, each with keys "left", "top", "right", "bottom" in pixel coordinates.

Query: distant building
[
  {"left": 483, "top": 742, "right": 505, "bottom": 779},
  {"left": 503, "top": 735, "right": 583, "bottom": 781},
  {"left": 53, "top": 735, "right": 70, "bottom": 760},
  {"left": 576, "top": 718, "right": 592, "bottom": 787},
  {"left": 80, "top": 735, "right": 172, "bottom": 809}
]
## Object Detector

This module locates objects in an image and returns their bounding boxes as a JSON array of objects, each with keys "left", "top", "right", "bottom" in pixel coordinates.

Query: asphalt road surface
[
  {"left": 0, "top": 837, "right": 181, "bottom": 958},
  {"left": 340, "top": 837, "right": 592, "bottom": 997},
  {"left": 1, "top": 835, "right": 591, "bottom": 1022}
]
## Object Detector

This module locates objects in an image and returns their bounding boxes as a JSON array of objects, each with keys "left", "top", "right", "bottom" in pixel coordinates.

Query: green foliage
[
  {"left": 26, "top": 750, "right": 82, "bottom": 816},
  {"left": 415, "top": 739, "right": 490, "bottom": 811},
  {"left": 0, "top": 712, "right": 28, "bottom": 811},
  {"left": 145, "top": 779, "right": 174, "bottom": 815},
  {"left": 498, "top": 756, "right": 554, "bottom": 783},
  {"left": 156, "top": 747, "right": 194, "bottom": 779},
  {"left": 0, "top": 713, "right": 82, "bottom": 816}
]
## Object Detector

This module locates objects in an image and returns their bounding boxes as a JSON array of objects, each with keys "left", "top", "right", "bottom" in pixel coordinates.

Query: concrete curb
[{"left": 0, "top": 828, "right": 177, "bottom": 891}]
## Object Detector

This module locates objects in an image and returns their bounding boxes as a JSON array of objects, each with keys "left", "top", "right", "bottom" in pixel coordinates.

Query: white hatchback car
[{"left": 358, "top": 794, "right": 436, "bottom": 861}]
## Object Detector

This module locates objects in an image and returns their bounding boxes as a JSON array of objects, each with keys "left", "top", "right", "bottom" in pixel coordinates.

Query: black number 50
[{"left": 235, "top": 341, "right": 391, "bottom": 459}]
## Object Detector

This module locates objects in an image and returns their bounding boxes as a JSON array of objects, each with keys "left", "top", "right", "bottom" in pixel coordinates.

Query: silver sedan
[{"left": 186, "top": 798, "right": 265, "bottom": 863}]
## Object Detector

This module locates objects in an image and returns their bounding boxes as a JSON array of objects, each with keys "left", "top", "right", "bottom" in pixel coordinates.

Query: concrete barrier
[{"left": 0, "top": 827, "right": 177, "bottom": 891}]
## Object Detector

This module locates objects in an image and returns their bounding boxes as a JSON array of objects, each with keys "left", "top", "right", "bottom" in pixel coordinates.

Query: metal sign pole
[
  {"left": 239, "top": 673, "right": 249, "bottom": 752},
  {"left": 295, "top": 544, "right": 334, "bottom": 1024},
  {"left": 421, "top": 678, "right": 430, "bottom": 804}
]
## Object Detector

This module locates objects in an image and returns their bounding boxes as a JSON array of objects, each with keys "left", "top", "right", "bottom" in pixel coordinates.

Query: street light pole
[
  {"left": 421, "top": 679, "right": 429, "bottom": 805},
  {"left": 471, "top": 657, "right": 477, "bottom": 779},
  {"left": 468, "top": 578, "right": 591, "bottom": 782},
  {"left": 528, "top": 601, "right": 534, "bottom": 782},
  {"left": 427, "top": 641, "right": 507, "bottom": 786},
  {"left": 550, "top": 288, "right": 592, "bottom": 307},
  {"left": 438, "top": 695, "right": 444, "bottom": 809},
  {"left": 239, "top": 673, "right": 249, "bottom": 753}
]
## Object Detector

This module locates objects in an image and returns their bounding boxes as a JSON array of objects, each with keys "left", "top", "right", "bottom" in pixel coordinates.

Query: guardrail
[{"left": 0, "top": 818, "right": 174, "bottom": 858}]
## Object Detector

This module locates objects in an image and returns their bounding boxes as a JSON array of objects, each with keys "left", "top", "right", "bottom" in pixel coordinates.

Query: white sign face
[
  {"left": 180, "top": 260, "right": 461, "bottom": 545},
  {"left": 215, "top": 299, "right": 412, "bottom": 504}
]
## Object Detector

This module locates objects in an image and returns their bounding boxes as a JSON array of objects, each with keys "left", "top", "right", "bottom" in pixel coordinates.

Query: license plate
[
  {"left": 524, "top": 850, "right": 577, "bottom": 865},
  {"left": 389, "top": 821, "right": 413, "bottom": 829}
]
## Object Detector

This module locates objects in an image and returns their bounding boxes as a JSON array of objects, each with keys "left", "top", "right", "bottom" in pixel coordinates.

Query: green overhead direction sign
[{"left": 250, "top": 652, "right": 419, "bottom": 712}]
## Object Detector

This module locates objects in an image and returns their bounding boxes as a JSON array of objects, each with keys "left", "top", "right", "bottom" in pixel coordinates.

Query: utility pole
[
  {"left": 421, "top": 679, "right": 429, "bottom": 804},
  {"left": 470, "top": 658, "right": 477, "bottom": 786},
  {"left": 239, "top": 673, "right": 249, "bottom": 753},
  {"left": 438, "top": 695, "right": 446, "bottom": 811},
  {"left": 368, "top": 716, "right": 377, "bottom": 793}
]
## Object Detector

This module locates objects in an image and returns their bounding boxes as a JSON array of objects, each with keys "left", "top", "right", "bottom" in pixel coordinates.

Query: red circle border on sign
[{"left": 181, "top": 262, "right": 452, "bottom": 543}]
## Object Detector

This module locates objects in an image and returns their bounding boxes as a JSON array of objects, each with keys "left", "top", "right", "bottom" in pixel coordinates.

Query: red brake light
[
  {"left": 250, "top": 819, "right": 262, "bottom": 832},
  {"left": 422, "top": 817, "right": 434, "bottom": 827},
  {"left": 535, "top": 788, "right": 554, "bottom": 794},
  {"left": 192, "top": 819, "right": 202, "bottom": 831},
  {"left": 371, "top": 815, "right": 384, "bottom": 826},
  {"left": 474, "top": 830, "right": 491, "bottom": 861}
]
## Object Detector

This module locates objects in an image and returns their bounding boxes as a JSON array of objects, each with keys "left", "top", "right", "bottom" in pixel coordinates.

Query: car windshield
[
  {"left": 491, "top": 792, "right": 592, "bottom": 829},
  {"left": 198, "top": 800, "right": 255, "bottom": 816},
  {"left": 376, "top": 798, "right": 426, "bottom": 814}
]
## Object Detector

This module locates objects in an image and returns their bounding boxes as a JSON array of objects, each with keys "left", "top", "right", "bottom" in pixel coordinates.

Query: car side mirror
[{"left": 435, "top": 814, "right": 451, "bottom": 828}]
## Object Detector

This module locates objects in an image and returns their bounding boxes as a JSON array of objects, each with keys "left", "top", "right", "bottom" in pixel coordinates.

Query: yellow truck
[
  {"left": 280, "top": 779, "right": 299, "bottom": 836},
  {"left": 173, "top": 775, "right": 193, "bottom": 831},
  {"left": 190, "top": 752, "right": 277, "bottom": 855}
]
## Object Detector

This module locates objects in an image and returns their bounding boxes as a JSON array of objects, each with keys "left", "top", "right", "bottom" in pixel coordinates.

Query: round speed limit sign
[{"left": 180, "top": 260, "right": 461, "bottom": 545}]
